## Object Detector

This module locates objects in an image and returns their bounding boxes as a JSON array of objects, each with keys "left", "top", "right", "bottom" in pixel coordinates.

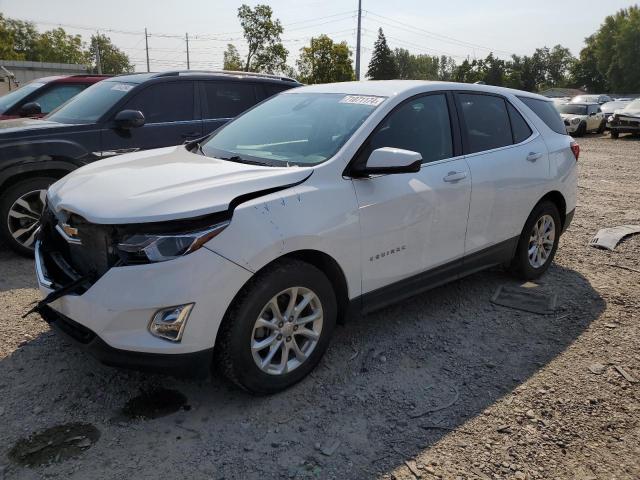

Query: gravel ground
[{"left": 0, "top": 134, "right": 638, "bottom": 480}]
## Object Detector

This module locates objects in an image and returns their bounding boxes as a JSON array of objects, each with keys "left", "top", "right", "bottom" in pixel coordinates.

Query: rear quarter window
[{"left": 518, "top": 96, "right": 567, "bottom": 135}]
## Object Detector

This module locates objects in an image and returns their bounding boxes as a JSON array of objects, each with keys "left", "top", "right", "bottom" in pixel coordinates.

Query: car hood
[
  {"left": 614, "top": 108, "right": 640, "bottom": 118},
  {"left": 48, "top": 145, "right": 313, "bottom": 224},
  {"left": 559, "top": 113, "right": 586, "bottom": 120},
  {"left": 0, "top": 117, "right": 67, "bottom": 133}
]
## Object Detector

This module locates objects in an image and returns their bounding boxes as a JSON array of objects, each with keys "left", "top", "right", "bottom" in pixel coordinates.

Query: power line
[{"left": 364, "top": 10, "right": 516, "bottom": 57}]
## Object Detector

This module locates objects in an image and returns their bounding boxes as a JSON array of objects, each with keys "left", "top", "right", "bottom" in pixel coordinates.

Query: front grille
[{"left": 38, "top": 207, "right": 119, "bottom": 291}]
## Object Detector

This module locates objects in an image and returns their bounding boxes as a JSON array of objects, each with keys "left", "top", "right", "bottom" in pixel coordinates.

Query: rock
[
  {"left": 76, "top": 438, "right": 92, "bottom": 448},
  {"left": 525, "top": 410, "right": 535, "bottom": 419},
  {"left": 497, "top": 425, "right": 512, "bottom": 433},
  {"left": 514, "top": 472, "right": 526, "bottom": 480},
  {"left": 320, "top": 439, "right": 341, "bottom": 456},
  {"left": 588, "top": 363, "right": 606, "bottom": 375},
  {"left": 33, "top": 406, "right": 43, "bottom": 415}
]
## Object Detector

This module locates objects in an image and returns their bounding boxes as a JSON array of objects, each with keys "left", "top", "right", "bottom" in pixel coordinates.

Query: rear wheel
[
  {"left": 0, "top": 177, "right": 56, "bottom": 257},
  {"left": 215, "top": 259, "right": 337, "bottom": 394},
  {"left": 510, "top": 201, "right": 561, "bottom": 280}
]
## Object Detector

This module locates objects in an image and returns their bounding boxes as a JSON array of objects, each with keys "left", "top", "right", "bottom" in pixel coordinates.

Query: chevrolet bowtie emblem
[{"left": 61, "top": 223, "right": 79, "bottom": 237}]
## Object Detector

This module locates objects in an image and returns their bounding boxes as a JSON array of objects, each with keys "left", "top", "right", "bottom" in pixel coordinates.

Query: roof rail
[{"left": 152, "top": 69, "right": 298, "bottom": 83}]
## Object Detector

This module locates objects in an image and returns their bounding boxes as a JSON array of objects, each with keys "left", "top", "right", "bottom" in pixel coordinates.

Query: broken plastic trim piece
[{"left": 589, "top": 225, "right": 640, "bottom": 251}]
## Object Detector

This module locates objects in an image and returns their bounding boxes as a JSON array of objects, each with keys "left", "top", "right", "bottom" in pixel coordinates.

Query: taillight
[{"left": 570, "top": 141, "right": 580, "bottom": 161}]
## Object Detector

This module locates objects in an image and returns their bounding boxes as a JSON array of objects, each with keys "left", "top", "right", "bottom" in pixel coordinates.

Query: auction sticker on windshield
[
  {"left": 339, "top": 95, "right": 386, "bottom": 106},
  {"left": 110, "top": 84, "right": 134, "bottom": 92}
]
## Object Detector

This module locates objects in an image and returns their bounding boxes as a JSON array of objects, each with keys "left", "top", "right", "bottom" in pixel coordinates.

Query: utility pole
[
  {"left": 145, "top": 28, "right": 150, "bottom": 72},
  {"left": 185, "top": 33, "right": 190, "bottom": 70},
  {"left": 95, "top": 31, "right": 102, "bottom": 74},
  {"left": 355, "top": 0, "right": 362, "bottom": 80}
]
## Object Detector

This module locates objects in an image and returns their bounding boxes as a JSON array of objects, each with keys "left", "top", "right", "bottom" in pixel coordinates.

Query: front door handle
[
  {"left": 526, "top": 152, "right": 543, "bottom": 162},
  {"left": 443, "top": 171, "right": 468, "bottom": 183}
]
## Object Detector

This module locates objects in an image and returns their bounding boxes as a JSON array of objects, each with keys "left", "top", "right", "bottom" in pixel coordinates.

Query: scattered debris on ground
[
  {"left": 589, "top": 224, "right": 640, "bottom": 250},
  {"left": 491, "top": 284, "right": 558, "bottom": 314}
]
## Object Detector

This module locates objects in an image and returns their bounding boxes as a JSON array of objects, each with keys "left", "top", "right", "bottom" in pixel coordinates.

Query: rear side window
[
  {"left": 518, "top": 96, "right": 567, "bottom": 135},
  {"left": 458, "top": 94, "right": 512, "bottom": 153},
  {"left": 125, "top": 82, "right": 194, "bottom": 123},
  {"left": 202, "top": 82, "right": 256, "bottom": 119},
  {"left": 264, "top": 83, "right": 294, "bottom": 98},
  {"left": 507, "top": 103, "right": 532, "bottom": 144},
  {"left": 369, "top": 93, "right": 453, "bottom": 163}
]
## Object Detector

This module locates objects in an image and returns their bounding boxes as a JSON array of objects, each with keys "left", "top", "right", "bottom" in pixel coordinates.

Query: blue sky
[{"left": 1, "top": 0, "right": 637, "bottom": 75}]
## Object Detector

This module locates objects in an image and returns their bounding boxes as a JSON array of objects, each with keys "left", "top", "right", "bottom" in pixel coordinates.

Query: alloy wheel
[
  {"left": 251, "top": 286, "right": 323, "bottom": 375},
  {"left": 6, "top": 189, "right": 47, "bottom": 250},
  {"left": 527, "top": 214, "right": 555, "bottom": 268}
]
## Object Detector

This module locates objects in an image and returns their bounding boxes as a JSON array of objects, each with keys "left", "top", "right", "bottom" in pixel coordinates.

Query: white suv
[{"left": 34, "top": 81, "right": 578, "bottom": 393}]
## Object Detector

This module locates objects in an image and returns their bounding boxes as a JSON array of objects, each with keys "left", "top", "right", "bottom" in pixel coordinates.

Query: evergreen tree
[{"left": 366, "top": 28, "right": 398, "bottom": 80}]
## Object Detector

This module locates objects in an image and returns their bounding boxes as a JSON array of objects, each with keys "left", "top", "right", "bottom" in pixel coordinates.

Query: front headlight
[
  {"left": 571, "top": 118, "right": 581, "bottom": 125},
  {"left": 117, "top": 221, "right": 229, "bottom": 263},
  {"left": 608, "top": 115, "right": 615, "bottom": 122}
]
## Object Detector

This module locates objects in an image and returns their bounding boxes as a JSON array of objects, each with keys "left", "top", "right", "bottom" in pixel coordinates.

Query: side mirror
[
  {"left": 353, "top": 147, "right": 423, "bottom": 177},
  {"left": 114, "top": 110, "right": 145, "bottom": 129},
  {"left": 20, "top": 102, "right": 42, "bottom": 116}
]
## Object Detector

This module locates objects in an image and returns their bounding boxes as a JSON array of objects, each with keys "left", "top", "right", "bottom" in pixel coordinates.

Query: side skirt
[{"left": 350, "top": 236, "right": 519, "bottom": 317}]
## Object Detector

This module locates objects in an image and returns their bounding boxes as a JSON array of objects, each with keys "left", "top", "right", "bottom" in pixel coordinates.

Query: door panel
[
  {"left": 464, "top": 134, "right": 549, "bottom": 254},
  {"left": 354, "top": 158, "right": 471, "bottom": 294}
]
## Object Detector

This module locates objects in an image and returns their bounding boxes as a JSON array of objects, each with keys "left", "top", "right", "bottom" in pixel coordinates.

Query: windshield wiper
[{"left": 218, "top": 155, "right": 272, "bottom": 167}]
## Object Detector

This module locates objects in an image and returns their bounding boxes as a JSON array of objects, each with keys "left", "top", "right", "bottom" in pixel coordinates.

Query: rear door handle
[
  {"left": 526, "top": 152, "right": 543, "bottom": 162},
  {"left": 443, "top": 171, "right": 468, "bottom": 183}
]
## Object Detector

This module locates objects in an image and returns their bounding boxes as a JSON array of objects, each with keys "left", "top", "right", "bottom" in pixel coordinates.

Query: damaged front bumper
[
  {"left": 35, "top": 240, "right": 251, "bottom": 376},
  {"left": 607, "top": 114, "right": 640, "bottom": 134}
]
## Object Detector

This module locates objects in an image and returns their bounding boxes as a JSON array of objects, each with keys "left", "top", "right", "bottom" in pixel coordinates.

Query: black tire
[
  {"left": 510, "top": 200, "right": 561, "bottom": 280},
  {"left": 597, "top": 120, "right": 606, "bottom": 134},
  {"left": 215, "top": 259, "right": 337, "bottom": 394},
  {"left": 574, "top": 122, "right": 586, "bottom": 137},
  {"left": 611, "top": 130, "right": 620, "bottom": 139},
  {"left": 0, "top": 177, "right": 56, "bottom": 257}
]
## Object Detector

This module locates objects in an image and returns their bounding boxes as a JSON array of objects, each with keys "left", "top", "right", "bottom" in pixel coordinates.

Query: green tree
[
  {"left": 237, "top": 4, "right": 288, "bottom": 74},
  {"left": 572, "top": 6, "right": 640, "bottom": 92},
  {"left": 89, "top": 34, "right": 133, "bottom": 74},
  {"left": 296, "top": 34, "right": 354, "bottom": 84},
  {"left": 366, "top": 28, "right": 397, "bottom": 79},
  {"left": 32, "top": 28, "right": 89, "bottom": 64},
  {"left": 0, "top": 15, "right": 39, "bottom": 60},
  {"left": 223, "top": 44, "right": 243, "bottom": 70}
]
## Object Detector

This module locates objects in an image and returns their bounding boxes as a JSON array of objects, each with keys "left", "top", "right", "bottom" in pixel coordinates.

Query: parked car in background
[
  {"left": 556, "top": 102, "right": 605, "bottom": 136},
  {"left": 33, "top": 81, "right": 577, "bottom": 393},
  {"left": 0, "top": 75, "right": 109, "bottom": 120},
  {"left": 571, "top": 94, "right": 612, "bottom": 105},
  {"left": 607, "top": 98, "right": 640, "bottom": 139},
  {"left": 0, "top": 70, "right": 301, "bottom": 255},
  {"left": 600, "top": 100, "right": 632, "bottom": 130}
]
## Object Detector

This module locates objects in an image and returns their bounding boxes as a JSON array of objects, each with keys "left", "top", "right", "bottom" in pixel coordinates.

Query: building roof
[{"left": 539, "top": 87, "right": 585, "bottom": 98}]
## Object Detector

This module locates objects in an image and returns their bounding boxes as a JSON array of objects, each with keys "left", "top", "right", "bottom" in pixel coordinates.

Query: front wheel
[
  {"left": 611, "top": 130, "right": 620, "bottom": 139},
  {"left": 0, "top": 177, "right": 56, "bottom": 257},
  {"left": 597, "top": 120, "right": 606, "bottom": 134},
  {"left": 215, "top": 259, "right": 337, "bottom": 394},
  {"left": 510, "top": 201, "right": 561, "bottom": 280},
  {"left": 574, "top": 122, "right": 586, "bottom": 137}
]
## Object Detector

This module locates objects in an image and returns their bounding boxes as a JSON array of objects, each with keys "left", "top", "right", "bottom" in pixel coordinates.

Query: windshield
[
  {"left": 200, "top": 92, "right": 384, "bottom": 166},
  {"left": 46, "top": 80, "right": 136, "bottom": 124},
  {"left": 0, "top": 82, "right": 43, "bottom": 113},
  {"left": 558, "top": 104, "right": 587, "bottom": 115},
  {"left": 624, "top": 99, "right": 640, "bottom": 111},
  {"left": 572, "top": 95, "right": 598, "bottom": 103}
]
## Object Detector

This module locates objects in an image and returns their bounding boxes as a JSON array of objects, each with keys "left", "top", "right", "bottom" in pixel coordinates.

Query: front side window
[
  {"left": 125, "top": 82, "right": 194, "bottom": 123},
  {"left": 202, "top": 82, "right": 255, "bottom": 119},
  {"left": 0, "top": 82, "right": 43, "bottom": 113},
  {"left": 31, "top": 84, "right": 86, "bottom": 114},
  {"left": 458, "top": 93, "right": 512, "bottom": 154},
  {"left": 201, "top": 92, "right": 383, "bottom": 166},
  {"left": 368, "top": 94, "right": 453, "bottom": 163},
  {"left": 47, "top": 81, "right": 136, "bottom": 124}
]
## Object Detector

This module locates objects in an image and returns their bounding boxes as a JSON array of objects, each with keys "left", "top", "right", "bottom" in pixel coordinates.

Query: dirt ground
[{"left": 0, "top": 135, "right": 638, "bottom": 480}]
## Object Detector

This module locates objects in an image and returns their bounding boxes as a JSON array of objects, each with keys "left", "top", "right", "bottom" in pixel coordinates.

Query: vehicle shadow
[{"left": 0, "top": 262, "right": 603, "bottom": 479}]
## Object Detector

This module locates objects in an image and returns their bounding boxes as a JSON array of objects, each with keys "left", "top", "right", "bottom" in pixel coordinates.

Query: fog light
[{"left": 149, "top": 304, "right": 194, "bottom": 342}]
